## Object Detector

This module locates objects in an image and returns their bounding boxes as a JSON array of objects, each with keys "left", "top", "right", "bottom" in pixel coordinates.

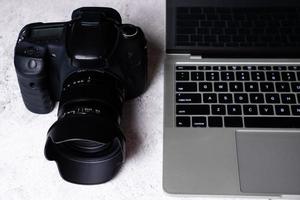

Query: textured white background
[{"left": 0, "top": 0, "right": 269, "bottom": 200}]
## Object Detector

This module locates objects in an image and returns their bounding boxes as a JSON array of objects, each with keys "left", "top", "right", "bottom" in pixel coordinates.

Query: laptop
[{"left": 163, "top": 0, "right": 300, "bottom": 197}]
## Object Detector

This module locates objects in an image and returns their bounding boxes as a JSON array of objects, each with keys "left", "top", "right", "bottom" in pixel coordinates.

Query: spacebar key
[{"left": 245, "top": 117, "right": 300, "bottom": 128}]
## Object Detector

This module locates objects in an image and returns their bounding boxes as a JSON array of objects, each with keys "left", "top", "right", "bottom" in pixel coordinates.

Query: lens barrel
[{"left": 44, "top": 71, "right": 126, "bottom": 184}]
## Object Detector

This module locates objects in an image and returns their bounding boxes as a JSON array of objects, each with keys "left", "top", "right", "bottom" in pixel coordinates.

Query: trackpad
[{"left": 236, "top": 130, "right": 300, "bottom": 194}]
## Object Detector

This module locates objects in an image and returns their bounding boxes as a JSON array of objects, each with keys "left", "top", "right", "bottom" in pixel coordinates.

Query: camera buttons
[
  {"left": 24, "top": 47, "right": 41, "bottom": 58},
  {"left": 28, "top": 59, "right": 37, "bottom": 69},
  {"left": 121, "top": 25, "right": 138, "bottom": 38}
]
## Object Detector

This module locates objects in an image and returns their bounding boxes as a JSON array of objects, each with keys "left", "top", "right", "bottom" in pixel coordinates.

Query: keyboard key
[
  {"left": 199, "top": 82, "right": 212, "bottom": 91},
  {"left": 234, "top": 93, "right": 249, "bottom": 103},
  {"left": 266, "top": 93, "right": 280, "bottom": 103},
  {"left": 220, "top": 66, "right": 227, "bottom": 70},
  {"left": 291, "top": 82, "right": 300, "bottom": 92},
  {"left": 224, "top": 117, "right": 243, "bottom": 127},
  {"left": 176, "top": 72, "right": 189, "bottom": 80},
  {"left": 176, "top": 66, "right": 196, "bottom": 70},
  {"left": 177, "top": 7, "right": 189, "bottom": 14},
  {"left": 176, "top": 105, "right": 210, "bottom": 115},
  {"left": 276, "top": 82, "right": 290, "bottom": 92},
  {"left": 297, "top": 72, "right": 300, "bottom": 80},
  {"left": 275, "top": 105, "right": 290, "bottom": 115},
  {"left": 177, "top": 35, "right": 189, "bottom": 42},
  {"left": 224, "top": 28, "right": 235, "bottom": 35},
  {"left": 192, "top": 117, "right": 207, "bottom": 127},
  {"left": 203, "top": 93, "right": 217, "bottom": 103},
  {"left": 291, "top": 105, "right": 300, "bottom": 115},
  {"left": 191, "top": 35, "right": 203, "bottom": 42},
  {"left": 176, "top": 82, "right": 197, "bottom": 92},
  {"left": 212, "top": 66, "right": 226, "bottom": 70},
  {"left": 199, "top": 66, "right": 211, "bottom": 70},
  {"left": 227, "top": 105, "right": 242, "bottom": 115},
  {"left": 281, "top": 94, "right": 296, "bottom": 104},
  {"left": 251, "top": 71, "right": 265, "bottom": 81},
  {"left": 243, "top": 66, "right": 256, "bottom": 70},
  {"left": 177, "top": 20, "right": 198, "bottom": 27},
  {"left": 215, "top": 21, "right": 226, "bottom": 28},
  {"left": 266, "top": 72, "right": 280, "bottom": 81},
  {"left": 201, "top": 21, "right": 213, "bottom": 27},
  {"left": 190, "top": 7, "right": 203, "bottom": 13},
  {"left": 207, "top": 14, "right": 218, "bottom": 20},
  {"left": 250, "top": 93, "right": 264, "bottom": 103},
  {"left": 228, "top": 66, "right": 241, "bottom": 70},
  {"left": 176, "top": 41, "right": 196, "bottom": 46},
  {"left": 176, "top": 117, "right": 190, "bottom": 127},
  {"left": 244, "top": 117, "right": 300, "bottom": 128},
  {"left": 230, "top": 82, "right": 243, "bottom": 92},
  {"left": 208, "top": 116, "right": 223, "bottom": 127},
  {"left": 211, "top": 105, "right": 226, "bottom": 115},
  {"left": 236, "top": 71, "right": 250, "bottom": 80},
  {"left": 273, "top": 66, "right": 287, "bottom": 70},
  {"left": 288, "top": 66, "right": 300, "bottom": 71},
  {"left": 197, "top": 28, "right": 209, "bottom": 34},
  {"left": 204, "top": 35, "right": 216, "bottom": 42},
  {"left": 259, "top": 105, "right": 274, "bottom": 115},
  {"left": 243, "top": 105, "right": 258, "bottom": 115},
  {"left": 258, "top": 66, "right": 271, "bottom": 70},
  {"left": 177, "top": 28, "right": 196, "bottom": 34},
  {"left": 214, "top": 82, "right": 228, "bottom": 92},
  {"left": 213, "top": 66, "right": 220, "bottom": 70},
  {"left": 219, "top": 93, "right": 233, "bottom": 103},
  {"left": 260, "top": 82, "right": 274, "bottom": 92},
  {"left": 206, "top": 72, "right": 220, "bottom": 81},
  {"left": 176, "top": 93, "right": 201, "bottom": 103},
  {"left": 221, "top": 72, "right": 234, "bottom": 80},
  {"left": 245, "top": 82, "right": 259, "bottom": 92},
  {"left": 191, "top": 72, "right": 204, "bottom": 80},
  {"left": 282, "top": 72, "right": 296, "bottom": 81}
]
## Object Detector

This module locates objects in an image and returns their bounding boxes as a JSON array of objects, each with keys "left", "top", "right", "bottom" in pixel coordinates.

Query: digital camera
[{"left": 14, "top": 7, "right": 147, "bottom": 184}]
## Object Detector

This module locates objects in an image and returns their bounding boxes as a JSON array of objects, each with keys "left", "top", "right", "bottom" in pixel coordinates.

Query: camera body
[
  {"left": 15, "top": 7, "right": 147, "bottom": 113},
  {"left": 14, "top": 7, "right": 147, "bottom": 184}
]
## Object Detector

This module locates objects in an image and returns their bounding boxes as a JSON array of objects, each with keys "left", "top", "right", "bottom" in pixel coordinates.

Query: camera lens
[{"left": 44, "top": 70, "right": 126, "bottom": 184}]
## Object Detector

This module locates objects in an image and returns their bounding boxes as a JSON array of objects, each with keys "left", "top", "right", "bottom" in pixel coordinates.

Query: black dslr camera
[{"left": 14, "top": 7, "right": 147, "bottom": 184}]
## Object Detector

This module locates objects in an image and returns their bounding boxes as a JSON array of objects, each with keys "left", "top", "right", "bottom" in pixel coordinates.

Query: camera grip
[
  {"left": 119, "top": 25, "right": 148, "bottom": 99},
  {"left": 15, "top": 53, "right": 54, "bottom": 114}
]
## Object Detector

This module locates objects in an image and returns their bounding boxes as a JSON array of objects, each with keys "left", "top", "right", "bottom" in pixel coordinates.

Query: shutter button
[
  {"left": 28, "top": 59, "right": 37, "bottom": 69},
  {"left": 121, "top": 25, "right": 138, "bottom": 38}
]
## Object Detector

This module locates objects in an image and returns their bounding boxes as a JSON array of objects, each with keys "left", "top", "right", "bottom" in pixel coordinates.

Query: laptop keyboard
[
  {"left": 175, "top": 65, "right": 300, "bottom": 128},
  {"left": 176, "top": 7, "right": 300, "bottom": 47}
]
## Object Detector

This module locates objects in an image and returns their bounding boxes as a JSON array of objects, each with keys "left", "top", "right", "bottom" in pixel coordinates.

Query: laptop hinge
[
  {"left": 190, "top": 55, "right": 203, "bottom": 59},
  {"left": 167, "top": 53, "right": 203, "bottom": 59}
]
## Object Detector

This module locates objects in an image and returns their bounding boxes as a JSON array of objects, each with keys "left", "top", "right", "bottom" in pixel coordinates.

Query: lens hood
[{"left": 45, "top": 115, "right": 125, "bottom": 184}]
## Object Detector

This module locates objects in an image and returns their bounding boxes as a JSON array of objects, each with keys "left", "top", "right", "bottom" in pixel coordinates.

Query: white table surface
[{"left": 0, "top": 1, "right": 270, "bottom": 199}]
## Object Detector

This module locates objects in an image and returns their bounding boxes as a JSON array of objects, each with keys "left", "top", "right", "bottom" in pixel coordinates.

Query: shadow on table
[{"left": 121, "top": 34, "right": 164, "bottom": 160}]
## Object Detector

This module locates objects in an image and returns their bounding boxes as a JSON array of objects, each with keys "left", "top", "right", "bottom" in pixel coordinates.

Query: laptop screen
[{"left": 166, "top": 0, "right": 300, "bottom": 57}]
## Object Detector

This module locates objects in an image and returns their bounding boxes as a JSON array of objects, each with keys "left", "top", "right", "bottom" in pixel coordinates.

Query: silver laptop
[{"left": 163, "top": 0, "right": 300, "bottom": 197}]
